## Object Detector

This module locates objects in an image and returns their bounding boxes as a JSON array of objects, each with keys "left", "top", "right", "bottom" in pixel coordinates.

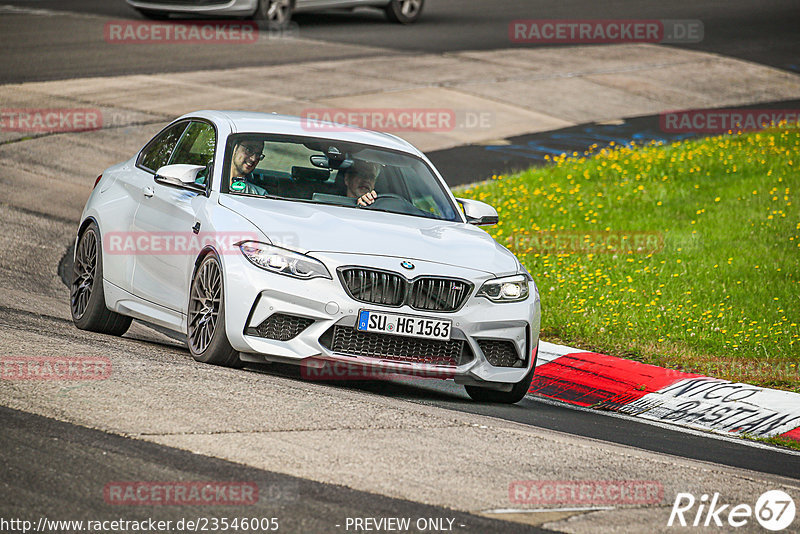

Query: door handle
[{"left": 143, "top": 186, "right": 154, "bottom": 198}]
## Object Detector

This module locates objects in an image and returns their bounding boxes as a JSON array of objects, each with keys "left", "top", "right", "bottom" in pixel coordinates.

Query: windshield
[{"left": 221, "top": 134, "right": 461, "bottom": 222}]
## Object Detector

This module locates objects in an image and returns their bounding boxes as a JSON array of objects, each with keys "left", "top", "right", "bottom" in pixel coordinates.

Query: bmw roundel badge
[{"left": 401, "top": 261, "right": 415, "bottom": 270}]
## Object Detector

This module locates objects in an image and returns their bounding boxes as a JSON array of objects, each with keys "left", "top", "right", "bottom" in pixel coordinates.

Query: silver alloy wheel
[
  {"left": 71, "top": 229, "right": 97, "bottom": 319},
  {"left": 398, "top": 0, "right": 422, "bottom": 17},
  {"left": 264, "top": 0, "right": 291, "bottom": 23},
  {"left": 188, "top": 257, "right": 222, "bottom": 354}
]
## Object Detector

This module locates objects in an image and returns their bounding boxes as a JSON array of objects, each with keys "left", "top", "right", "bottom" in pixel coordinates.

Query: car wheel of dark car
[
  {"left": 254, "top": 0, "right": 294, "bottom": 28},
  {"left": 188, "top": 253, "right": 241, "bottom": 367},
  {"left": 385, "top": 0, "right": 424, "bottom": 23},
  {"left": 70, "top": 222, "right": 133, "bottom": 336}
]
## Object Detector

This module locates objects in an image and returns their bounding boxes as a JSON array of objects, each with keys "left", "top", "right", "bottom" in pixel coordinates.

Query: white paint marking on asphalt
[
  {"left": 449, "top": 58, "right": 710, "bottom": 88},
  {"left": 537, "top": 341, "right": 580, "bottom": 365},
  {"left": 482, "top": 506, "right": 615, "bottom": 514},
  {"left": 0, "top": 4, "right": 103, "bottom": 18},
  {"left": 528, "top": 394, "right": 800, "bottom": 457},
  {"left": 621, "top": 377, "right": 800, "bottom": 437}
]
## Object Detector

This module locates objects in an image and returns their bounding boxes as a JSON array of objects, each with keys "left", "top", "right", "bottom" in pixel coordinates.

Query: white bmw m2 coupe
[{"left": 70, "top": 111, "right": 540, "bottom": 403}]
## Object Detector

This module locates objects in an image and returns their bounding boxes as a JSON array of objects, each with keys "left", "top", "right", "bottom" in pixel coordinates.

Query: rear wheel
[
  {"left": 188, "top": 254, "right": 241, "bottom": 367},
  {"left": 384, "top": 0, "right": 424, "bottom": 24},
  {"left": 70, "top": 222, "right": 132, "bottom": 336},
  {"left": 253, "top": 0, "right": 294, "bottom": 28},
  {"left": 465, "top": 343, "right": 538, "bottom": 404}
]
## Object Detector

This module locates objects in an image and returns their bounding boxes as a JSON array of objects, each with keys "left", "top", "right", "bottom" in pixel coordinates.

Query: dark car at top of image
[{"left": 125, "top": 0, "right": 425, "bottom": 26}]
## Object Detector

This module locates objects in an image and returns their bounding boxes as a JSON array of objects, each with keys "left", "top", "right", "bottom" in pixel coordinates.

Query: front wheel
[
  {"left": 188, "top": 254, "right": 241, "bottom": 367},
  {"left": 384, "top": 0, "right": 424, "bottom": 24},
  {"left": 465, "top": 344, "right": 538, "bottom": 404},
  {"left": 253, "top": 0, "right": 294, "bottom": 28}
]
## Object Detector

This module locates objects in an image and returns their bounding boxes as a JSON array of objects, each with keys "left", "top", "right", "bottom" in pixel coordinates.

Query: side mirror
[
  {"left": 456, "top": 198, "right": 499, "bottom": 225},
  {"left": 154, "top": 164, "right": 206, "bottom": 193}
]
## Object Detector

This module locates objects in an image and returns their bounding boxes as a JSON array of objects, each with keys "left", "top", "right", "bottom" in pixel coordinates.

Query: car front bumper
[{"left": 223, "top": 251, "right": 541, "bottom": 386}]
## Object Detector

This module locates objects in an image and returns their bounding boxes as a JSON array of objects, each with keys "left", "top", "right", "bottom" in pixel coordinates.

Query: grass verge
[
  {"left": 455, "top": 126, "right": 799, "bottom": 392},
  {"left": 744, "top": 433, "right": 800, "bottom": 452}
]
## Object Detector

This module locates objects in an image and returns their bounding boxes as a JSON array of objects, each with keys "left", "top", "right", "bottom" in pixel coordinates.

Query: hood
[{"left": 218, "top": 195, "right": 519, "bottom": 276}]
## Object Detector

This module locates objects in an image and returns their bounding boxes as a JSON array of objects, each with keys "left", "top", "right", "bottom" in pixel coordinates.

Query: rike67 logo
[{"left": 668, "top": 490, "right": 796, "bottom": 531}]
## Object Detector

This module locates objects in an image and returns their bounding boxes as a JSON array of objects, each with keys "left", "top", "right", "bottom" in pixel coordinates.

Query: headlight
[
  {"left": 239, "top": 241, "right": 331, "bottom": 280},
  {"left": 476, "top": 274, "right": 530, "bottom": 302}
]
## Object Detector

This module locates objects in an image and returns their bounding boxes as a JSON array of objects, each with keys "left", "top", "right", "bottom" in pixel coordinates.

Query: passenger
[
  {"left": 341, "top": 160, "right": 380, "bottom": 206},
  {"left": 228, "top": 138, "right": 269, "bottom": 195}
]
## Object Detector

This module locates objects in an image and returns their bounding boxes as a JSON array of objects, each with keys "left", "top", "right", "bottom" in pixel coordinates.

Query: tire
[
  {"left": 70, "top": 222, "right": 132, "bottom": 336},
  {"left": 188, "top": 254, "right": 241, "bottom": 367},
  {"left": 465, "top": 342, "right": 538, "bottom": 404},
  {"left": 253, "top": 0, "right": 294, "bottom": 28},
  {"left": 135, "top": 8, "right": 170, "bottom": 20},
  {"left": 384, "top": 0, "right": 424, "bottom": 24}
]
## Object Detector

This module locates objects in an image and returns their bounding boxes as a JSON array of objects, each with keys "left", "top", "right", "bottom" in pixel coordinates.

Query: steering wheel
[{"left": 363, "top": 194, "right": 408, "bottom": 207}]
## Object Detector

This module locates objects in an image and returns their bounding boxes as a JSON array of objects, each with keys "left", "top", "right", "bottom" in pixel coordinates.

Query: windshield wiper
[{"left": 229, "top": 192, "right": 285, "bottom": 201}]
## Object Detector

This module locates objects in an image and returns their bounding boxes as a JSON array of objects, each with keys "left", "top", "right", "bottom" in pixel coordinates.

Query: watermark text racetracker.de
[
  {"left": 508, "top": 230, "right": 664, "bottom": 255},
  {"left": 509, "top": 480, "right": 664, "bottom": 506},
  {"left": 661, "top": 109, "right": 800, "bottom": 133},
  {"left": 102, "top": 231, "right": 300, "bottom": 256},
  {"left": 0, "top": 108, "right": 101, "bottom": 133},
  {"left": 1, "top": 356, "right": 111, "bottom": 381},
  {"left": 510, "top": 19, "right": 703, "bottom": 44},
  {"left": 104, "top": 20, "right": 298, "bottom": 44},
  {"left": 105, "top": 20, "right": 256, "bottom": 44},
  {"left": 0, "top": 108, "right": 188, "bottom": 135},
  {"left": 301, "top": 358, "right": 455, "bottom": 381},
  {"left": 104, "top": 481, "right": 258, "bottom": 506},
  {"left": 300, "top": 108, "right": 493, "bottom": 133}
]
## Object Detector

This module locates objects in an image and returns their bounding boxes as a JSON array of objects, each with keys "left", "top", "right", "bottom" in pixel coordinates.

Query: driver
[
  {"left": 228, "top": 137, "right": 269, "bottom": 195},
  {"left": 342, "top": 160, "right": 380, "bottom": 206}
]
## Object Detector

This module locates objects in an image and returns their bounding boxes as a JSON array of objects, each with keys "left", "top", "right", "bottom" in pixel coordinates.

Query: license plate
[{"left": 357, "top": 310, "right": 451, "bottom": 341}]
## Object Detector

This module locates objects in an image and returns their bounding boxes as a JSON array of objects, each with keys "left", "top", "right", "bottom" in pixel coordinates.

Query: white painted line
[
  {"left": 482, "top": 506, "right": 614, "bottom": 514},
  {"left": 0, "top": 4, "right": 103, "bottom": 19},
  {"left": 537, "top": 340, "right": 582, "bottom": 365}
]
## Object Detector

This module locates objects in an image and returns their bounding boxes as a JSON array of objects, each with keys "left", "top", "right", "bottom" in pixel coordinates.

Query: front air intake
[{"left": 246, "top": 313, "right": 314, "bottom": 341}]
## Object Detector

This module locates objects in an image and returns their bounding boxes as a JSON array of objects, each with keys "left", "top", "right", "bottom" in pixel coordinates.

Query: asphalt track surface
[
  {"left": 1, "top": 407, "right": 549, "bottom": 533},
  {"left": 0, "top": 0, "right": 798, "bottom": 83}
]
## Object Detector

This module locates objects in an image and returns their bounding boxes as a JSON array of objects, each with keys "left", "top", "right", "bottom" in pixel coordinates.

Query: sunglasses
[{"left": 240, "top": 145, "right": 265, "bottom": 161}]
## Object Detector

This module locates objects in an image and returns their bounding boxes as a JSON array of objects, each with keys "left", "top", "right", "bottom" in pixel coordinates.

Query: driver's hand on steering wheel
[{"left": 356, "top": 190, "right": 378, "bottom": 206}]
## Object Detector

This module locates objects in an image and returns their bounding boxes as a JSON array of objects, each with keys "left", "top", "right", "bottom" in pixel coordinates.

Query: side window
[
  {"left": 138, "top": 121, "right": 189, "bottom": 172},
  {"left": 169, "top": 121, "right": 216, "bottom": 185}
]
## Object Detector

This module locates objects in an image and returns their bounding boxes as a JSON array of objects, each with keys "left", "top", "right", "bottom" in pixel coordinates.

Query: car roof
[{"left": 178, "top": 110, "right": 423, "bottom": 157}]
